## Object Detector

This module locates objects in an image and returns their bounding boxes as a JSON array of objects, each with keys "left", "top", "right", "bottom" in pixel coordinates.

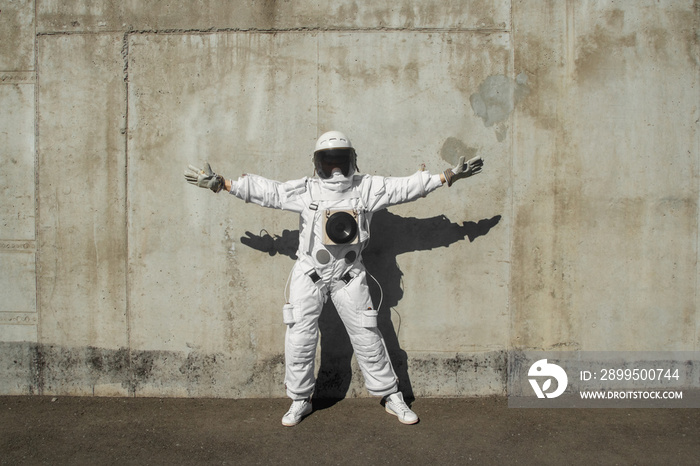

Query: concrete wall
[{"left": 1, "top": 0, "right": 697, "bottom": 398}]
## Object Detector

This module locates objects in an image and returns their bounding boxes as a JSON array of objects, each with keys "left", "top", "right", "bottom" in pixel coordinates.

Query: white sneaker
[
  {"left": 384, "top": 392, "right": 419, "bottom": 425},
  {"left": 281, "top": 398, "right": 312, "bottom": 427}
]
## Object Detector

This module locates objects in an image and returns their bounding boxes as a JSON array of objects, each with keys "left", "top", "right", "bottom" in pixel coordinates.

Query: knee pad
[
  {"left": 286, "top": 329, "right": 317, "bottom": 365},
  {"left": 354, "top": 335, "right": 385, "bottom": 365}
]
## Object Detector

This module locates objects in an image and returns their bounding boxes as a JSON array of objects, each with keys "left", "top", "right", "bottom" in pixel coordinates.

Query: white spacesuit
[{"left": 185, "top": 131, "right": 483, "bottom": 426}]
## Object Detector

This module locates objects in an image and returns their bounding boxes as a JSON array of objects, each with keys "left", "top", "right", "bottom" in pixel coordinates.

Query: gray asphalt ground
[{"left": 1, "top": 395, "right": 698, "bottom": 465}]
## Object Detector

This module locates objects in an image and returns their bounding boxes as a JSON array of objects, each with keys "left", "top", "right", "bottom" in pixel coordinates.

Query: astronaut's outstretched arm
[
  {"left": 185, "top": 162, "right": 307, "bottom": 212},
  {"left": 368, "top": 156, "right": 484, "bottom": 211}
]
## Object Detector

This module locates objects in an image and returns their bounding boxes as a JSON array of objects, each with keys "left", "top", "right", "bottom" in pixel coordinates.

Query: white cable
[
  {"left": 362, "top": 209, "right": 383, "bottom": 311},
  {"left": 367, "top": 269, "right": 383, "bottom": 312},
  {"left": 284, "top": 267, "right": 293, "bottom": 303}
]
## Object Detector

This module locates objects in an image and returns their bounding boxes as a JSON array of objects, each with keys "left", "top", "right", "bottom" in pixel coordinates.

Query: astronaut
[{"left": 185, "top": 131, "right": 483, "bottom": 426}]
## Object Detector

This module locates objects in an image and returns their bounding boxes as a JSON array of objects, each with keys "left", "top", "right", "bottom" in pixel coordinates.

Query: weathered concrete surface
[
  {"left": 0, "top": 85, "right": 35, "bottom": 239},
  {"left": 0, "top": 342, "right": 506, "bottom": 398},
  {"left": 0, "top": 253, "right": 36, "bottom": 342},
  {"left": 0, "top": 0, "right": 698, "bottom": 398},
  {"left": 125, "top": 32, "right": 318, "bottom": 398},
  {"left": 0, "top": 84, "right": 36, "bottom": 345},
  {"left": 36, "top": 0, "right": 511, "bottom": 33},
  {"left": 511, "top": 0, "right": 699, "bottom": 351},
  {"left": 0, "top": 0, "right": 35, "bottom": 72},
  {"left": 0, "top": 0, "right": 38, "bottom": 349},
  {"left": 36, "top": 34, "right": 128, "bottom": 369}
]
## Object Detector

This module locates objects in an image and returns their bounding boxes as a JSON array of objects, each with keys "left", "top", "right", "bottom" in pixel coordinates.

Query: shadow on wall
[{"left": 241, "top": 210, "right": 501, "bottom": 403}]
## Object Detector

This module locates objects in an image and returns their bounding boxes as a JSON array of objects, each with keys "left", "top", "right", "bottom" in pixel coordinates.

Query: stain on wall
[
  {"left": 439, "top": 137, "right": 479, "bottom": 167},
  {"left": 1, "top": 341, "right": 511, "bottom": 397},
  {"left": 470, "top": 73, "right": 530, "bottom": 140}
]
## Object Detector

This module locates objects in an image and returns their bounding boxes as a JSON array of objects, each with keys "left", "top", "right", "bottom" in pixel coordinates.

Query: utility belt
[
  {"left": 295, "top": 248, "right": 362, "bottom": 296},
  {"left": 308, "top": 269, "right": 354, "bottom": 285}
]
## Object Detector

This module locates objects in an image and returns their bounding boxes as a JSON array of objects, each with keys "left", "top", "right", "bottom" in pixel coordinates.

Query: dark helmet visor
[{"left": 314, "top": 148, "right": 356, "bottom": 179}]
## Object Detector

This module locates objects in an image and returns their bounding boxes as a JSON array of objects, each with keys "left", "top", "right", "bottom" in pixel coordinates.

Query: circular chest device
[{"left": 323, "top": 210, "right": 359, "bottom": 245}]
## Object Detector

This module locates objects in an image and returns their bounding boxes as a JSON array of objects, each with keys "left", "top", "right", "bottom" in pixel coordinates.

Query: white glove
[
  {"left": 443, "top": 156, "right": 483, "bottom": 187},
  {"left": 184, "top": 162, "right": 225, "bottom": 193}
]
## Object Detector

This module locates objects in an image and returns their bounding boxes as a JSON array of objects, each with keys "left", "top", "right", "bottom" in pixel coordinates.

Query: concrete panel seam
[
  {"left": 121, "top": 30, "right": 133, "bottom": 394},
  {"left": 35, "top": 31, "right": 123, "bottom": 37},
  {"left": 37, "top": 26, "right": 510, "bottom": 37},
  {"left": 696, "top": 32, "right": 700, "bottom": 353},
  {"left": 33, "top": 2, "right": 40, "bottom": 347},
  {"left": 507, "top": 0, "right": 515, "bottom": 353}
]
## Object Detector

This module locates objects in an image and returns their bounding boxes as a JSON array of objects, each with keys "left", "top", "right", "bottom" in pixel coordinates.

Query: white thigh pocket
[
  {"left": 360, "top": 308, "right": 378, "bottom": 328},
  {"left": 283, "top": 303, "right": 296, "bottom": 325}
]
